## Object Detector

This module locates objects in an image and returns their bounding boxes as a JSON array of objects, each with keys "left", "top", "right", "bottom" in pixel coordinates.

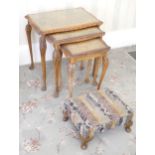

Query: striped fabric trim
[{"left": 99, "top": 91, "right": 125, "bottom": 117}]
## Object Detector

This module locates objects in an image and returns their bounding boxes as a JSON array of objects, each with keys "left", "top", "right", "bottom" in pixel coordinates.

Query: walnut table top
[
  {"left": 61, "top": 38, "right": 110, "bottom": 58},
  {"left": 47, "top": 27, "right": 105, "bottom": 45},
  {"left": 25, "top": 7, "right": 102, "bottom": 35}
]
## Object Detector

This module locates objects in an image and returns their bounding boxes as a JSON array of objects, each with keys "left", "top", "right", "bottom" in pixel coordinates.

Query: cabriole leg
[
  {"left": 80, "top": 128, "right": 94, "bottom": 150},
  {"left": 40, "top": 35, "right": 47, "bottom": 91},
  {"left": 124, "top": 112, "right": 133, "bottom": 133},
  {"left": 92, "top": 57, "right": 101, "bottom": 85},
  {"left": 92, "top": 58, "right": 97, "bottom": 76},
  {"left": 84, "top": 59, "right": 92, "bottom": 83},
  {"left": 53, "top": 50, "right": 60, "bottom": 97},
  {"left": 97, "top": 56, "right": 109, "bottom": 90},
  {"left": 25, "top": 23, "right": 34, "bottom": 70},
  {"left": 68, "top": 62, "right": 75, "bottom": 97}
]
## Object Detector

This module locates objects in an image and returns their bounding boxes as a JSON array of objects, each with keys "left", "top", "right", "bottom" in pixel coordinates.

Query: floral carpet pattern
[{"left": 20, "top": 47, "right": 136, "bottom": 155}]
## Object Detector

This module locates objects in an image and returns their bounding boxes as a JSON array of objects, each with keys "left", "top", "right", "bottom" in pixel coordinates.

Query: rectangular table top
[
  {"left": 47, "top": 27, "right": 105, "bottom": 45},
  {"left": 61, "top": 38, "right": 110, "bottom": 57},
  {"left": 26, "top": 8, "right": 102, "bottom": 35}
]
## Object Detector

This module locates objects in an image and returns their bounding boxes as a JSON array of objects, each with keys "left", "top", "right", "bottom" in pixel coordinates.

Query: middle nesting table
[{"left": 46, "top": 27, "right": 105, "bottom": 97}]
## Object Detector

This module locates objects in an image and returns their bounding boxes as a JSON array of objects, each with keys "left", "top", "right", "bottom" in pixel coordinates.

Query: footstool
[{"left": 62, "top": 88, "right": 133, "bottom": 149}]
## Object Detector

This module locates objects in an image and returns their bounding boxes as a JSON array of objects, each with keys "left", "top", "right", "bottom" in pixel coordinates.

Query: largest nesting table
[{"left": 25, "top": 7, "right": 103, "bottom": 91}]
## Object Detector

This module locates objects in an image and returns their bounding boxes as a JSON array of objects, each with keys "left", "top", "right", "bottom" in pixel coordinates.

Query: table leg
[
  {"left": 40, "top": 35, "right": 47, "bottom": 91},
  {"left": 53, "top": 50, "right": 60, "bottom": 97},
  {"left": 25, "top": 23, "right": 34, "bottom": 70},
  {"left": 92, "top": 58, "right": 97, "bottom": 76},
  {"left": 80, "top": 61, "right": 84, "bottom": 70},
  {"left": 84, "top": 59, "right": 92, "bottom": 83},
  {"left": 92, "top": 57, "right": 100, "bottom": 85},
  {"left": 58, "top": 51, "right": 62, "bottom": 91},
  {"left": 97, "top": 56, "right": 109, "bottom": 90},
  {"left": 68, "top": 62, "right": 75, "bottom": 97}
]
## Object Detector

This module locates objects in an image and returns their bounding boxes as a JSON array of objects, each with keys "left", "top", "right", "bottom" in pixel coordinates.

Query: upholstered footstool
[{"left": 62, "top": 88, "right": 133, "bottom": 149}]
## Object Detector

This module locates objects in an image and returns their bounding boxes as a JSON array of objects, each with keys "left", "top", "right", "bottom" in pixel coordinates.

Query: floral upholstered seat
[{"left": 63, "top": 88, "right": 133, "bottom": 149}]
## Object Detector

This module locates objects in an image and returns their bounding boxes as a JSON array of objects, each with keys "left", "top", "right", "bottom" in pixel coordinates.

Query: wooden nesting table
[
  {"left": 46, "top": 27, "right": 105, "bottom": 97},
  {"left": 61, "top": 38, "right": 110, "bottom": 97},
  {"left": 25, "top": 7, "right": 103, "bottom": 91}
]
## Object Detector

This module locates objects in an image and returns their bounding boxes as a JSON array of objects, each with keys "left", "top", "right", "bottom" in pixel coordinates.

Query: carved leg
[
  {"left": 84, "top": 59, "right": 92, "bottom": 83},
  {"left": 25, "top": 23, "right": 34, "bottom": 70},
  {"left": 68, "top": 62, "right": 75, "bottom": 97},
  {"left": 40, "top": 36, "right": 47, "bottom": 91},
  {"left": 124, "top": 112, "right": 133, "bottom": 133},
  {"left": 63, "top": 110, "right": 69, "bottom": 121},
  {"left": 53, "top": 50, "right": 60, "bottom": 97},
  {"left": 58, "top": 51, "right": 63, "bottom": 91},
  {"left": 80, "top": 129, "right": 94, "bottom": 149},
  {"left": 80, "top": 61, "right": 84, "bottom": 70},
  {"left": 92, "top": 58, "right": 97, "bottom": 76},
  {"left": 92, "top": 57, "right": 101, "bottom": 85},
  {"left": 97, "top": 56, "right": 109, "bottom": 90}
]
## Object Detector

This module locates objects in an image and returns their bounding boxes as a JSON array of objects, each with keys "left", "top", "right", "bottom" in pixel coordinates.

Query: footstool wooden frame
[
  {"left": 61, "top": 38, "right": 110, "bottom": 97},
  {"left": 62, "top": 88, "right": 133, "bottom": 149}
]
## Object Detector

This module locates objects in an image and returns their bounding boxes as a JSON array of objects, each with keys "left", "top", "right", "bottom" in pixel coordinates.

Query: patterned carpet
[{"left": 19, "top": 47, "right": 136, "bottom": 155}]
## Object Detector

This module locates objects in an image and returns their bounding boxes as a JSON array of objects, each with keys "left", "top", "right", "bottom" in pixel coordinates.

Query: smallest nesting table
[{"left": 61, "top": 38, "right": 110, "bottom": 97}]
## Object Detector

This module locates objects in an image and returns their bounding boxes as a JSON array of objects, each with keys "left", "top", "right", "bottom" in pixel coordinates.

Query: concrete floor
[{"left": 19, "top": 46, "right": 136, "bottom": 155}]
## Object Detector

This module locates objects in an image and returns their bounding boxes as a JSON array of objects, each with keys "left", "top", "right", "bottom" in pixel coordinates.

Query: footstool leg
[
  {"left": 92, "top": 57, "right": 101, "bottom": 85},
  {"left": 80, "top": 129, "right": 94, "bottom": 150},
  {"left": 68, "top": 62, "right": 75, "bottom": 97},
  {"left": 124, "top": 112, "right": 133, "bottom": 133},
  {"left": 63, "top": 110, "right": 69, "bottom": 121},
  {"left": 97, "top": 56, "right": 109, "bottom": 90},
  {"left": 84, "top": 59, "right": 92, "bottom": 83}
]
